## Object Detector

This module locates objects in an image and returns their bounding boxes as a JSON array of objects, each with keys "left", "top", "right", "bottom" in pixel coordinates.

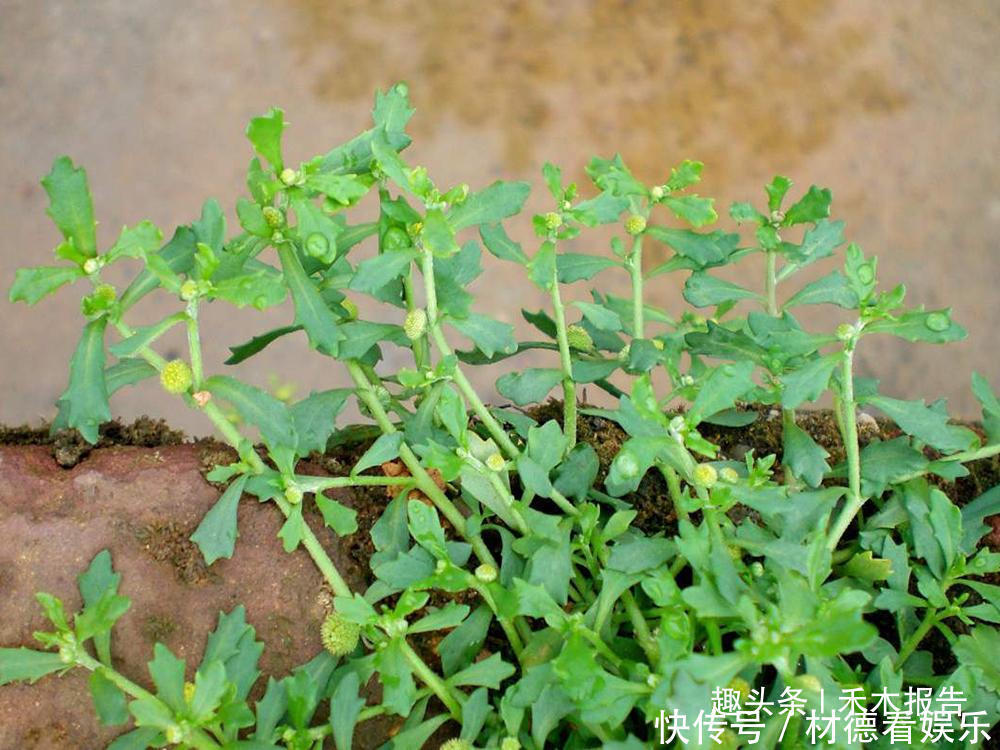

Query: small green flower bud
[
  {"left": 165, "top": 725, "right": 186, "bottom": 744},
  {"left": 404, "top": 308, "right": 428, "bottom": 340},
  {"left": 406, "top": 221, "right": 423, "bottom": 239},
  {"left": 279, "top": 168, "right": 298, "bottom": 186},
  {"left": 180, "top": 279, "right": 199, "bottom": 301},
  {"left": 543, "top": 211, "right": 562, "bottom": 230},
  {"left": 435, "top": 559, "right": 449, "bottom": 575},
  {"left": 770, "top": 209, "right": 785, "bottom": 224},
  {"left": 475, "top": 563, "right": 498, "bottom": 583},
  {"left": 719, "top": 467, "right": 739, "bottom": 484},
  {"left": 271, "top": 230, "right": 284, "bottom": 243},
  {"left": 284, "top": 485, "right": 303, "bottom": 505},
  {"left": 262, "top": 206, "right": 284, "bottom": 228},
  {"left": 160, "top": 360, "right": 193, "bottom": 395},
  {"left": 616, "top": 453, "right": 640, "bottom": 479},
  {"left": 679, "top": 374, "right": 694, "bottom": 386},
  {"left": 384, "top": 616, "right": 408, "bottom": 638},
  {"left": 651, "top": 338, "right": 665, "bottom": 351},
  {"left": 565, "top": 324, "right": 593, "bottom": 351},
  {"left": 561, "top": 200, "right": 572, "bottom": 210},
  {"left": 625, "top": 214, "right": 647, "bottom": 235},
  {"left": 321, "top": 613, "right": 360, "bottom": 657},
  {"left": 485, "top": 452, "right": 506, "bottom": 472},
  {"left": 183, "top": 681, "right": 196, "bottom": 704},
  {"left": 305, "top": 232, "right": 331, "bottom": 260},
  {"left": 439, "top": 740, "right": 473, "bottom": 750},
  {"left": 83, "top": 258, "right": 100, "bottom": 275},
  {"left": 500, "top": 737, "right": 522, "bottom": 750},
  {"left": 650, "top": 185, "right": 665, "bottom": 200},
  {"left": 341, "top": 297, "right": 358, "bottom": 320},
  {"left": 94, "top": 283, "right": 117, "bottom": 305},
  {"left": 835, "top": 323, "right": 855, "bottom": 342},
  {"left": 692, "top": 463, "right": 718, "bottom": 488},
  {"left": 646, "top": 673, "right": 661, "bottom": 688},
  {"left": 750, "top": 561, "right": 765, "bottom": 577}
]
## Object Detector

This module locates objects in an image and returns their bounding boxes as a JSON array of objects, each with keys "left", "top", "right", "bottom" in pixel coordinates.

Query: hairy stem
[
  {"left": 399, "top": 639, "right": 463, "bottom": 719},
  {"left": 826, "top": 346, "right": 863, "bottom": 551},
  {"left": 549, "top": 266, "right": 577, "bottom": 451},
  {"left": 628, "top": 235, "right": 644, "bottom": 338}
]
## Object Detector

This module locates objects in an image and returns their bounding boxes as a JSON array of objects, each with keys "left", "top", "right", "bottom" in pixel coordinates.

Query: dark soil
[{"left": 1, "top": 410, "right": 998, "bottom": 749}]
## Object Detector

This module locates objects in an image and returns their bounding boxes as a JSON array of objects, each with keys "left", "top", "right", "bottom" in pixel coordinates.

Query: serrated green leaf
[
  {"left": 571, "top": 192, "right": 628, "bottom": 226},
  {"left": 961, "top": 485, "right": 1000, "bottom": 553},
  {"left": 107, "top": 221, "right": 163, "bottom": 262},
  {"left": 497, "top": 368, "right": 562, "bottom": 405},
  {"left": 314, "top": 493, "right": 358, "bottom": 536},
  {"left": 292, "top": 198, "right": 342, "bottom": 264},
  {"left": 954, "top": 626, "right": 1000, "bottom": 692},
  {"left": 56, "top": 319, "right": 110, "bottom": 444},
  {"left": 688, "top": 361, "right": 756, "bottom": 425},
  {"left": 864, "top": 307, "right": 967, "bottom": 343},
  {"left": 0, "top": 648, "right": 66, "bottom": 686},
  {"left": 448, "top": 313, "right": 516, "bottom": 358},
  {"left": 190, "top": 475, "right": 248, "bottom": 566},
  {"left": 781, "top": 219, "right": 845, "bottom": 272},
  {"left": 585, "top": 154, "right": 645, "bottom": 197},
  {"left": 860, "top": 438, "right": 929, "bottom": 496},
  {"left": 480, "top": 222, "right": 529, "bottom": 264},
  {"left": 9, "top": 265, "right": 83, "bottom": 305},
  {"left": 120, "top": 227, "right": 197, "bottom": 311},
  {"left": 765, "top": 176, "right": 792, "bottom": 212},
  {"left": 666, "top": 160, "right": 704, "bottom": 191},
  {"left": 42, "top": 156, "right": 97, "bottom": 259},
  {"left": 105, "top": 358, "right": 157, "bottom": 394},
  {"left": 278, "top": 504, "right": 305, "bottom": 553},
  {"left": 306, "top": 173, "right": 370, "bottom": 206},
  {"left": 645, "top": 227, "right": 741, "bottom": 271},
  {"left": 246, "top": 107, "right": 285, "bottom": 170},
  {"left": 556, "top": 252, "right": 620, "bottom": 283},
  {"left": 780, "top": 355, "right": 839, "bottom": 408},
  {"left": 662, "top": 194, "right": 717, "bottom": 227},
  {"left": 421, "top": 208, "right": 459, "bottom": 257},
  {"left": 783, "top": 185, "right": 831, "bottom": 225},
  {"left": 527, "top": 240, "right": 557, "bottom": 290},
  {"left": 277, "top": 244, "right": 344, "bottom": 355},
  {"left": 289, "top": 389, "right": 351, "bottom": 455},
  {"left": 236, "top": 198, "right": 270, "bottom": 237},
  {"left": 683, "top": 272, "right": 762, "bottom": 308},
  {"left": 204, "top": 375, "right": 297, "bottom": 450},
  {"left": 353, "top": 433, "right": 403, "bottom": 475},
  {"left": 863, "top": 395, "right": 977, "bottom": 453},
  {"left": 448, "top": 180, "right": 531, "bottom": 231},
  {"left": 147, "top": 643, "right": 186, "bottom": 712},
  {"left": 729, "top": 201, "right": 765, "bottom": 224},
  {"left": 782, "top": 421, "right": 830, "bottom": 487},
  {"left": 784, "top": 269, "right": 857, "bottom": 309},
  {"left": 349, "top": 248, "right": 418, "bottom": 294},
  {"left": 573, "top": 301, "right": 622, "bottom": 331},
  {"left": 89, "top": 669, "right": 129, "bottom": 726},
  {"left": 77, "top": 549, "right": 122, "bottom": 665}
]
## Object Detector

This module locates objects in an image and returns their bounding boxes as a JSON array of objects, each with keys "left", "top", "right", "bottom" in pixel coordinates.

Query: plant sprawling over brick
[{"left": 5, "top": 84, "right": 1000, "bottom": 748}]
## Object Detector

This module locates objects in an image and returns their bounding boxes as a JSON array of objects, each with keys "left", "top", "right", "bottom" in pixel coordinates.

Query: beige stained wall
[{"left": 1, "top": 0, "right": 998, "bottom": 434}]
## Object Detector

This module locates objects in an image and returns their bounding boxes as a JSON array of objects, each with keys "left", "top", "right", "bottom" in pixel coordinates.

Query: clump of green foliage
[{"left": 3, "top": 83, "right": 1000, "bottom": 749}]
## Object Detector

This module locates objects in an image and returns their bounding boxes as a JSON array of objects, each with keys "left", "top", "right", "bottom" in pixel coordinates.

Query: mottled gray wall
[{"left": 1, "top": 0, "right": 997, "bottom": 434}]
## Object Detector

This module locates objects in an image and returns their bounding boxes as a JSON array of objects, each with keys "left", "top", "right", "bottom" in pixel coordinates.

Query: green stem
[
  {"left": 469, "top": 578, "right": 524, "bottom": 656},
  {"left": 297, "top": 475, "right": 415, "bottom": 491},
  {"left": 419, "top": 246, "right": 521, "bottom": 458},
  {"left": 346, "top": 359, "right": 499, "bottom": 569},
  {"left": 826, "top": 346, "right": 863, "bottom": 551},
  {"left": 894, "top": 609, "right": 940, "bottom": 670},
  {"left": 399, "top": 639, "right": 463, "bottom": 718},
  {"left": 705, "top": 620, "right": 723, "bottom": 656},
  {"left": 186, "top": 301, "right": 204, "bottom": 389},
  {"left": 628, "top": 235, "right": 644, "bottom": 338},
  {"left": 76, "top": 653, "right": 221, "bottom": 750},
  {"left": 765, "top": 250, "right": 778, "bottom": 316},
  {"left": 549, "top": 266, "right": 577, "bottom": 451},
  {"left": 660, "top": 465, "right": 689, "bottom": 523}
]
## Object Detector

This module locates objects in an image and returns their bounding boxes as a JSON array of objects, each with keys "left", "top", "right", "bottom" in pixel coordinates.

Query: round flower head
[
  {"left": 279, "top": 168, "right": 298, "bottom": 186},
  {"left": 262, "top": 206, "right": 284, "bottom": 228},
  {"left": 485, "top": 452, "right": 506, "bottom": 472},
  {"left": 543, "top": 211, "right": 562, "bottom": 230},
  {"left": 719, "top": 467, "right": 739, "bottom": 484},
  {"left": 565, "top": 324, "right": 593, "bottom": 351},
  {"left": 180, "top": 279, "right": 200, "bottom": 301},
  {"left": 692, "top": 463, "right": 718, "bottom": 489},
  {"left": 160, "top": 360, "right": 193, "bottom": 395},
  {"left": 500, "top": 738, "right": 522, "bottom": 750},
  {"left": 439, "top": 740, "right": 473, "bottom": 750},
  {"left": 475, "top": 563, "right": 498, "bottom": 583},
  {"left": 404, "top": 308, "right": 428, "bottom": 340},
  {"left": 625, "top": 214, "right": 647, "bottom": 235},
  {"left": 83, "top": 258, "right": 100, "bottom": 275},
  {"left": 321, "top": 613, "right": 360, "bottom": 657},
  {"left": 650, "top": 185, "right": 665, "bottom": 201}
]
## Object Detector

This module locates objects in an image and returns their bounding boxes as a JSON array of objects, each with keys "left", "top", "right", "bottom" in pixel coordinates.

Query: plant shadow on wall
[{"left": 3, "top": 84, "right": 1000, "bottom": 748}]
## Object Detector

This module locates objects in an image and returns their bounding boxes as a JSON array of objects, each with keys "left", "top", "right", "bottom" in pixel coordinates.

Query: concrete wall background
[{"left": 1, "top": 0, "right": 997, "bottom": 435}]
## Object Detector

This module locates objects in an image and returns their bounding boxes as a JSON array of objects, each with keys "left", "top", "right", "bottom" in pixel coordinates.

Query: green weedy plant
[{"left": 3, "top": 83, "right": 1000, "bottom": 748}]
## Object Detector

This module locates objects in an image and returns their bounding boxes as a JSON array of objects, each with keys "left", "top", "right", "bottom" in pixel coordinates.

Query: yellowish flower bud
[
  {"left": 439, "top": 740, "right": 473, "bottom": 750},
  {"left": 404, "top": 308, "right": 428, "bottom": 340},
  {"left": 160, "top": 360, "right": 193, "bottom": 395},
  {"left": 692, "top": 463, "right": 718, "bottom": 488},
  {"left": 279, "top": 168, "right": 298, "bottom": 186},
  {"left": 719, "top": 467, "right": 739, "bottom": 484},
  {"left": 321, "top": 613, "right": 360, "bottom": 657},
  {"left": 625, "top": 214, "right": 647, "bottom": 235},
  {"left": 543, "top": 211, "right": 562, "bottom": 230},
  {"left": 485, "top": 452, "right": 506, "bottom": 472},
  {"left": 565, "top": 324, "right": 593, "bottom": 351},
  {"left": 475, "top": 563, "right": 498, "bottom": 583},
  {"left": 262, "top": 206, "right": 284, "bottom": 228}
]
